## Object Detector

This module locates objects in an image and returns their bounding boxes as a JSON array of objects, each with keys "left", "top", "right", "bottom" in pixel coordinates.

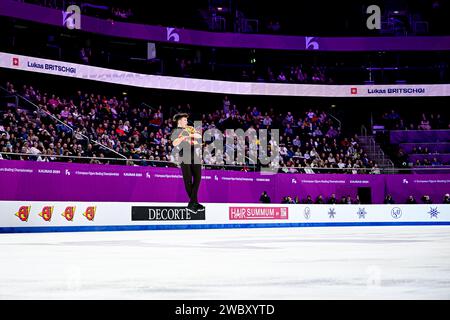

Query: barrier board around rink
[
  {"left": 0, "top": 201, "right": 449, "bottom": 233},
  {"left": 2, "top": 52, "right": 450, "bottom": 97}
]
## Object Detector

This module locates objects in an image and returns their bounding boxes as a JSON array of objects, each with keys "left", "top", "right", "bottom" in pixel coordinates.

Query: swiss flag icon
[
  {"left": 351, "top": 87, "right": 358, "bottom": 95},
  {"left": 12, "top": 57, "right": 19, "bottom": 66}
]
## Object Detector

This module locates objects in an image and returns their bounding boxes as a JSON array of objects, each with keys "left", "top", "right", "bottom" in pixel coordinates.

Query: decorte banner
[
  {"left": 2, "top": 52, "right": 450, "bottom": 97},
  {"left": 0, "top": 160, "right": 449, "bottom": 204},
  {"left": 2, "top": 0, "right": 450, "bottom": 51}
]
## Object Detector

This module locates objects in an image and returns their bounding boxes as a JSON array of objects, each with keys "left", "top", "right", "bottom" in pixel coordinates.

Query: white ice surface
[{"left": 0, "top": 226, "right": 449, "bottom": 299}]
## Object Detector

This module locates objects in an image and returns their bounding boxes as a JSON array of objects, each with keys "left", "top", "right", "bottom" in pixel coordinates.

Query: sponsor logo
[
  {"left": 304, "top": 207, "right": 311, "bottom": 219},
  {"left": 167, "top": 27, "right": 180, "bottom": 42},
  {"left": 305, "top": 37, "right": 319, "bottom": 50},
  {"left": 62, "top": 5, "right": 81, "bottom": 30},
  {"left": 357, "top": 208, "right": 367, "bottom": 219},
  {"left": 366, "top": 5, "right": 381, "bottom": 30},
  {"left": 428, "top": 207, "right": 439, "bottom": 218},
  {"left": 38, "top": 206, "right": 54, "bottom": 222},
  {"left": 351, "top": 87, "right": 358, "bottom": 95},
  {"left": 83, "top": 206, "right": 96, "bottom": 221},
  {"left": 328, "top": 208, "right": 336, "bottom": 218},
  {"left": 391, "top": 207, "right": 402, "bottom": 219},
  {"left": 12, "top": 57, "right": 19, "bottom": 66},
  {"left": 15, "top": 206, "right": 31, "bottom": 222},
  {"left": 62, "top": 206, "right": 76, "bottom": 221},
  {"left": 229, "top": 207, "right": 288, "bottom": 220},
  {"left": 132, "top": 206, "right": 206, "bottom": 221}
]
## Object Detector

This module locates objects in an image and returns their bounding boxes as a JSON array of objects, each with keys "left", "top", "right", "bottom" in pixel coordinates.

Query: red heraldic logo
[
  {"left": 83, "top": 206, "right": 96, "bottom": 221},
  {"left": 39, "top": 206, "right": 54, "bottom": 222},
  {"left": 15, "top": 206, "right": 31, "bottom": 222},
  {"left": 62, "top": 206, "right": 76, "bottom": 221}
]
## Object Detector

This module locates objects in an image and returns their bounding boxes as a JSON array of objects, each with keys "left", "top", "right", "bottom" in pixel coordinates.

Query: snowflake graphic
[
  {"left": 357, "top": 208, "right": 367, "bottom": 219},
  {"left": 328, "top": 208, "right": 336, "bottom": 218},
  {"left": 428, "top": 207, "right": 439, "bottom": 218}
]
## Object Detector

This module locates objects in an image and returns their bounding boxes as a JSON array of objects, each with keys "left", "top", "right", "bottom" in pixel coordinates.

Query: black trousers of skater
[{"left": 180, "top": 163, "right": 202, "bottom": 203}]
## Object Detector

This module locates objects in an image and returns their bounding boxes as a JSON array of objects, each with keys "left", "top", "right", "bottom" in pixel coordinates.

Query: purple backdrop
[
  {"left": 2, "top": 0, "right": 450, "bottom": 52},
  {"left": 385, "top": 175, "right": 450, "bottom": 204},
  {"left": 391, "top": 130, "right": 450, "bottom": 144},
  {"left": 1, "top": 160, "right": 449, "bottom": 204}
]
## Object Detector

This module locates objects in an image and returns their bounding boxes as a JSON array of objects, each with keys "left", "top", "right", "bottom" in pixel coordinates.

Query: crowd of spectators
[
  {"left": 19, "top": 1, "right": 134, "bottom": 22},
  {"left": 375, "top": 109, "right": 450, "bottom": 168},
  {"left": 279, "top": 193, "right": 360, "bottom": 204},
  {"left": 379, "top": 110, "right": 449, "bottom": 131},
  {"left": 395, "top": 148, "right": 449, "bottom": 168},
  {"left": 412, "top": 158, "right": 446, "bottom": 166},
  {"left": 241, "top": 65, "right": 332, "bottom": 84},
  {"left": 166, "top": 60, "right": 332, "bottom": 85},
  {"left": 385, "top": 193, "right": 450, "bottom": 204},
  {"left": 111, "top": 7, "right": 133, "bottom": 20},
  {"left": 0, "top": 81, "right": 379, "bottom": 174}
]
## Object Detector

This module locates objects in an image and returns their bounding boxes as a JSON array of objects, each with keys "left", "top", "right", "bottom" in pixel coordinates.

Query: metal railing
[
  {"left": 2, "top": 152, "right": 448, "bottom": 174},
  {"left": 361, "top": 125, "right": 367, "bottom": 137},
  {"left": 326, "top": 112, "right": 342, "bottom": 130},
  {"left": 358, "top": 126, "right": 395, "bottom": 173},
  {"left": 0, "top": 152, "right": 257, "bottom": 170}
]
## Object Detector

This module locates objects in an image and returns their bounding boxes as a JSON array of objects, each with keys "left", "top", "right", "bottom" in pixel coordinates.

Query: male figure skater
[{"left": 172, "top": 113, "right": 205, "bottom": 213}]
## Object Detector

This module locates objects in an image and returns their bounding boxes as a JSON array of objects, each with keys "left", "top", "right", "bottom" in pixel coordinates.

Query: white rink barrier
[
  {"left": 0, "top": 201, "right": 449, "bottom": 233},
  {"left": 2, "top": 52, "right": 450, "bottom": 97}
]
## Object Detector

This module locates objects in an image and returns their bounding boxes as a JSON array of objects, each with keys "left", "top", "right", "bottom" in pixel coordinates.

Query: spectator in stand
[
  {"left": 421, "top": 195, "right": 433, "bottom": 204},
  {"left": 292, "top": 135, "right": 301, "bottom": 147},
  {"left": 339, "top": 196, "right": 347, "bottom": 204},
  {"left": 293, "top": 196, "right": 300, "bottom": 204},
  {"left": 80, "top": 47, "right": 91, "bottom": 64},
  {"left": 353, "top": 195, "right": 361, "bottom": 204},
  {"left": 406, "top": 195, "right": 417, "bottom": 204},
  {"left": 384, "top": 194, "right": 395, "bottom": 204},
  {"left": 262, "top": 114, "right": 273, "bottom": 127},
  {"left": 277, "top": 72, "right": 287, "bottom": 82},
  {"left": 281, "top": 196, "right": 294, "bottom": 204},
  {"left": 303, "top": 195, "right": 314, "bottom": 204},
  {"left": 326, "top": 126, "right": 339, "bottom": 138},
  {"left": 431, "top": 157, "right": 442, "bottom": 166},
  {"left": 315, "top": 195, "right": 325, "bottom": 204},
  {"left": 444, "top": 194, "right": 450, "bottom": 204},
  {"left": 259, "top": 191, "right": 271, "bottom": 203},
  {"left": 370, "top": 164, "right": 381, "bottom": 174},
  {"left": 418, "top": 113, "right": 432, "bottom": 130},
  {"left": 223, "top": 96, "right": 231, "bottom": 114},
  {"left": 346, "top": 195, "right": 353, "bottom": 204},
  {"left": 327, "top": 193, "right": 337, "bottom": 204}
]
